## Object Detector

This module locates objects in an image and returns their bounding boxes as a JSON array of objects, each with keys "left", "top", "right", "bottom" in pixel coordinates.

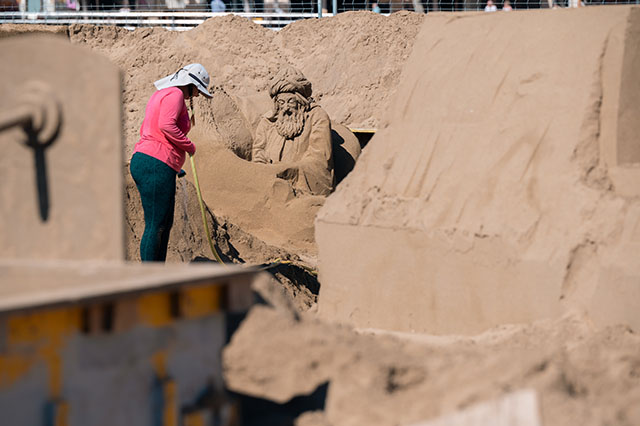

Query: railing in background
[
  {"left": 0, "top": 10, "right": 319, "bottom": 29},
  {"left": 0, "top": 0, "right": 638, "bottom": 30}
]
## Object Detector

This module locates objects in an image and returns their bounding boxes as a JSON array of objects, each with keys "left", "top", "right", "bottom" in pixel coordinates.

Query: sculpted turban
[{"left": 269, "top": 67, "right": 313, "bottom": 100}]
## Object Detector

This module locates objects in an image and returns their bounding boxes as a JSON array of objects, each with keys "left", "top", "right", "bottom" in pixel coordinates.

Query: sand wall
[
  {"left": 316, "top": 7, "right": 640, "bottom": 334},
  {"left": 0, "top": 35, "right": 124, "bottom": 261}
]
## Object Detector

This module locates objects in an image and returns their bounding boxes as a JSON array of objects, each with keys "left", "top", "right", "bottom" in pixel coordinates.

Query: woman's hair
[{"left": 188, "top": 84, "right": 196, "bottom": 127}]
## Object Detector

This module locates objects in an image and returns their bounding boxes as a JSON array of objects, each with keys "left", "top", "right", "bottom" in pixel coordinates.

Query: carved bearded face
[{"left": 274, "top": 92, "right": 306, "bottom": 139}]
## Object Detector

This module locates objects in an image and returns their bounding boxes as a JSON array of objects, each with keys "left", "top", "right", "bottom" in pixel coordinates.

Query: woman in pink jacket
[{"left": 130, "top": 63, "right": 212, "bottom": 262}]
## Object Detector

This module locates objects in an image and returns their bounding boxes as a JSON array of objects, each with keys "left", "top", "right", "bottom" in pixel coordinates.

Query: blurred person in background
[
  {"left": 65, "top": 0, "right": 79, "bottom": 10},
  {"left": 484, "top": 0, "right": 497, "bottom": 11},
  {"left": 0, "top": 0, "right": 19, "bottom": 10},
  {"left": 502, "top": 0, "right": 512, "bottom": 10},
  {"left": 130, "top": 64, "right": 212, "bottom": 262},
  {"left": 211, "top": 0, "right": 225, "bottom": 11}
]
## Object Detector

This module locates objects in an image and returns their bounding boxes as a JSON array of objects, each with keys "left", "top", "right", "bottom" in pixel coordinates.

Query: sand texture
[
  {"left": 316, "top": 6, "right": 640, "bottom": 335},
  {"left": 0, "top": 35, "right": 124, "bottom": 261},
  {"left": 224, "top": 304, "right": 640, "bottom": 426},
  {"left": 2, "top": 8, "right": 639, "bottom": 426},
  {"left": 67, "top": 11, "right": 424, "bottom": 159},
  {"left": 124, "top": 172, "right": 320, "bottom": 310}
]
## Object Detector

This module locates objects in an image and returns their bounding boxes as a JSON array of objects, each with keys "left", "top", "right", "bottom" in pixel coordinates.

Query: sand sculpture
[
  {"left": 168, "top": 67, "right": 360, "bottom": 256},
  {"left": 252, "top": 67, "right": 335, "bottom": 197},
  {"left": 0, "top": 35, "right": 124, "bottom": 261},
  {"left": 316, "top": 6, "right": 640, "bottom": 335}
]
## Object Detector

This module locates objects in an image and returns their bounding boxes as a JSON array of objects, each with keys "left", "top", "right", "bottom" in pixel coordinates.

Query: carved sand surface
[
  {"left": 2, "top": 7, "right": 640, "bottom": 426},
  {"left": 0, "top": 35, "right": 124, "bottom": 261},
  {"left": 316, "top": 6, "right": 640, "bottom": 335}
]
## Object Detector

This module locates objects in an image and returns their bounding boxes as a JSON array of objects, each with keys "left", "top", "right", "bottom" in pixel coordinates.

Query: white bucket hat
[{"left": 154, "top": 63, "right": 212, "bottom": 98}]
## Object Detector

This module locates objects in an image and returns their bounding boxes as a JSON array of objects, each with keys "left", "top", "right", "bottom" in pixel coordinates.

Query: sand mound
[
  {"left": 276, "top": 11, "right": 426, "bottom": 128},
  {"left": 68, "top": 11, "right": 424, "bottom": 159},
  {"left": 0, "top": 24, "right": 68, "bottom": 38},
  {"left": 184, "top": 142, "right": 327, "bottom": 254},
  {"left": 316, "top": 7, "right": 640, "bottom": 334},
  {"left": 125, "top": 171, "right": 320, "bottom": 309}
]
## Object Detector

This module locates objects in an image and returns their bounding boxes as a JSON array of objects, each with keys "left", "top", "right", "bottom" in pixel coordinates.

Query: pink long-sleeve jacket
[{"left": 133, "top": 87, "right": 195, "bottom": 172}]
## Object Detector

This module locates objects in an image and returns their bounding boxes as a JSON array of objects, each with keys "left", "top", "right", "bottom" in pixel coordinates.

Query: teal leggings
[{"left": 130, "top": 152, "right": 177, "bottom": 262}]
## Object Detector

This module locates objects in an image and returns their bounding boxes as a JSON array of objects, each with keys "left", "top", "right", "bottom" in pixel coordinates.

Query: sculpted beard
[{"left": 275, "top": 103, "right": 306, "bottom": 139}]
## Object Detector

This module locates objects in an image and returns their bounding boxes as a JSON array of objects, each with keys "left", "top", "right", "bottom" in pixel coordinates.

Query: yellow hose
[{"left": 189, "top": 155, "right": 225, "bottom": 265}]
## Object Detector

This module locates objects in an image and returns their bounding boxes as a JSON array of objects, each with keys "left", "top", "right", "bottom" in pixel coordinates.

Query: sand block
[
  {"left": 0, "top": 35, "right": 124, "bottom": 261},
  {"left": 316, "top": 7, "right": 640, "bottom": 334},
  {"left": 408, "top": 389, "right": 541, "bottom": 426}
]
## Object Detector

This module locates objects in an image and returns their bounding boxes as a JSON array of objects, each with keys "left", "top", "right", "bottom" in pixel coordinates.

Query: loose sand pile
[
  {"left": 67, "top": 11, "right": 424, "bottom": 158},
  {"left": 124, "top": 174, "right": 321, "bottom": 309},
  {"left": 224, "top": 302, "right": 640, "bottom": 426}
]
